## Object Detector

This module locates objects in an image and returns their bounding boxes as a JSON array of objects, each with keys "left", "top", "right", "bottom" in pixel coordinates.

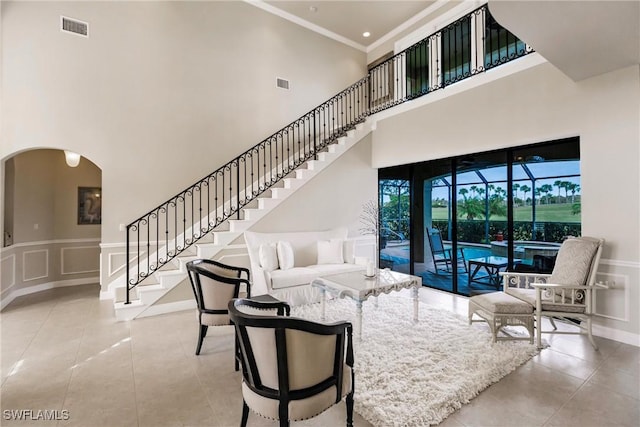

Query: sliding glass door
[{"left": 378, "top": 138, "right": 581, "bottom": 297}]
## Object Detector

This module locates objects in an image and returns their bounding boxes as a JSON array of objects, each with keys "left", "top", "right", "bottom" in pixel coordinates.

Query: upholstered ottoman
[{"left": 468, "top": 292, "right": 534, "bottom": 344}]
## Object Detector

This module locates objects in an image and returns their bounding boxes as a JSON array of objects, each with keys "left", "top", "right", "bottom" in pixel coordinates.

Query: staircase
[
  {"left": 110, "top": 3, "right": 534, "bottom": 321},
  {"left": 112, "top": 122, "right": 372, "bottom": 320}
]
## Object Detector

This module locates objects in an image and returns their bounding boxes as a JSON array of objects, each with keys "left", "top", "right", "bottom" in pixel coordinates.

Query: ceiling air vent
[
  {"left": 276, "top": 78, "right": 290, "bottom": 90},
  {"left": 61, "top": 16, "right": 89, "bottom": 37}
]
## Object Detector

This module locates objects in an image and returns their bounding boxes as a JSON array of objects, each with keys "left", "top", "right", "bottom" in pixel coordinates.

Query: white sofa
[{"left": 244, "top": 228, "right": 366, "bottom": 305}]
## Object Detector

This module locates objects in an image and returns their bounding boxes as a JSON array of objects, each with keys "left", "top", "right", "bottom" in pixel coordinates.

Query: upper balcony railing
[{"left": 124, "top": 3, "right": 532, "bottom": 304}]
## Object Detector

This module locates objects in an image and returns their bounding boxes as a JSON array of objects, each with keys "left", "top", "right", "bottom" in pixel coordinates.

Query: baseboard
[
  {"left": 593, "top": 324, "right": 640, "bottom": 347},
  {"left": 0, "top": 277, "right": 100, "bottom": 311},
  {"left": 136, "top": 299, "right": 196, "bottom": 318}
]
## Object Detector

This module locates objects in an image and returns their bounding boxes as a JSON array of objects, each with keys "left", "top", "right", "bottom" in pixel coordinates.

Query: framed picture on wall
[{"left": 78, "top": 187, "right": 102, "bottom": 225}]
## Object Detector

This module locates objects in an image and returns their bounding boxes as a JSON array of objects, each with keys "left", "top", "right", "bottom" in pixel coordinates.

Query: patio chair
[
  {"left": 500, "top": 236, "right": 606, "bottom": 349},
  {"left": 186, "top": 259, "right": 251, "bottom": 367},
  {"left": 426, "top": 228, "right": 467, "bottom": 274},
  {"left": 229, "top": 298, "right": 355, "bottom": 427}
]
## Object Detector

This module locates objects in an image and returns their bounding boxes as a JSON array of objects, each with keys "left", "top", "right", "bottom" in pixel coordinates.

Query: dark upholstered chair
[
  {"left": 186, "top": 259, "right": 251, "bottom": 367},
  {"left": 229, "top": 298, "right": 355, "bottom": 427}
]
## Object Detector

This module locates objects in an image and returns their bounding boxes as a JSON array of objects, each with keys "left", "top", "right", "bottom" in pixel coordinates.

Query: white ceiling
[
  {"left": 488, "top": 1, "right": 640, "bottom": 82},
  {"left": 261, "top": 1, "right": 435, "bottom": 50}
]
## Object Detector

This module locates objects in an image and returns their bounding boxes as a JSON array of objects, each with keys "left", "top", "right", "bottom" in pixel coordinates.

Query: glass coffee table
[{"left": 311, "top": 269, "right": 421, "bottom": 339}]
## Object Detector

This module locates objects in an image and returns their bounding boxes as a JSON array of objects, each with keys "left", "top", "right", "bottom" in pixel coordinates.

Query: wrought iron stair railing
[{"left": 124, "top": 4, "right": 533, "bottom": 304}]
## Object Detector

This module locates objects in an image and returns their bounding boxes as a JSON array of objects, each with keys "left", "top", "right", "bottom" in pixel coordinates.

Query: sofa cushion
[
  {"left": 317, "top": 239, "right": 344, "bottom": 264},
  {"left": 269, "top": 268, "right": 318, "bottom": 290},
  {"left": 308, "top": 263, "right": 366, "bottom": 275},
  {"left": 276, "top": 241, "right": 295, "bottom": 270},
  {"left": 259, "top": 243, "right": 279, "bottom": 272}
]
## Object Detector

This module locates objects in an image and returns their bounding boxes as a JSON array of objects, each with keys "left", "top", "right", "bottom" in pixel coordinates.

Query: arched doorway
[{"left": 1, "top": 149, "right": 102, "bottom": 309}]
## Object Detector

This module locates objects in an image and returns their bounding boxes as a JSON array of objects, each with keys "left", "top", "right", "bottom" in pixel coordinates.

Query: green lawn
[{"left": 432, "top": 203, "right": 580, "bottom": 223}]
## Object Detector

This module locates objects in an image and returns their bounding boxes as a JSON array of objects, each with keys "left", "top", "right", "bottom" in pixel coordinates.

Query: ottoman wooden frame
[{"left": 468, "top": 292, "right": 534, "bottom": 344}]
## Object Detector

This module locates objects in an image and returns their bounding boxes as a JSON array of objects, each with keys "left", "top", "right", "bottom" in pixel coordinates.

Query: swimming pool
[{"left": 380, "top": 244, "right": 492, "bottom": 264}]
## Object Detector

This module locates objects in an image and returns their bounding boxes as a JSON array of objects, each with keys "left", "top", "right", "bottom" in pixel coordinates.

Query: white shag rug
[{"left": 291, "top": 294, "right": 539, "bottom": 427}]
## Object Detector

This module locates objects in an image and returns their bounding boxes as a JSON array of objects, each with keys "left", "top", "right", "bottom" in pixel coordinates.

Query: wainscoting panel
[
  {"left": 594, "top": 271, "right": 629, "bottom": 322},
  {"left": 61, "top": 246, "right": 100, "bottom": 275},
  {"left": 23, "top": 249, "right": 49, "bottom": 282},
  {"left": 1, "top": 254, "right": 16, "bottom": 290}
]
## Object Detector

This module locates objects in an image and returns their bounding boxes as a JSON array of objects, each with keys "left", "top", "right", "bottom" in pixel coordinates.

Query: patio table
[{"left": 468, "top": 256, "right": 520, "bottom": 289}]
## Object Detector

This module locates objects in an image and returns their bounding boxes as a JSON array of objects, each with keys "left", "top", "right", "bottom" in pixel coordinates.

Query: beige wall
[
  {"left": 252, "top": 133, "right": 377, "bottom": 235},
  {"left": 371, "top": 62, "right": 640, "bottom": 340},
  {"left": 1, "top": 1, "right": 367, "bottom": 245}
]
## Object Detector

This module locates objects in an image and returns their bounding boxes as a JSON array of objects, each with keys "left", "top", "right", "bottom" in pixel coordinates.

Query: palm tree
[
  {"left": 562, "top": 181, "right": 572, "bottom": 201},
  {"left": 534, "top": 187, "right": 541, "bottom": 205},
  {"left": 553, "top": 180, "right": 563, "bottom": 203},
  {"left": 513, "top": 183, "right": 520, "bottom": 206},
  {"left": 567, "top": 182, "right": 578, "bottom": 203},
  {"left": 458, "top": 197, "right": 485, "bottom": 220},
  {"left": 540, "top": 184, "right": 553, "bottom": 204},
  {"left": 520, "top": 184, "right": 531, "bottom": 206}
]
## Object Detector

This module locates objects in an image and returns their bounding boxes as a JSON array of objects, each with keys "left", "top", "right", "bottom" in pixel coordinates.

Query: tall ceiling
[{"left": 262, "top": 1, "right": 435, "bottom": 49}]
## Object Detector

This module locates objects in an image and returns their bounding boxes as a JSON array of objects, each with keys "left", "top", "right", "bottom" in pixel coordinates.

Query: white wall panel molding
[
  {"left": 1, "top": 254, "right": 16, "bottom": 289},
  {"left": 4, "top": 238, "right": 100, "bottom": 251},
  {"left": 99, "top": 242, "right": 126, "bottom": 249},
  {"left": 594, "top": 271, "right": 629, "bottom": 322},
  {"left": 22, "top": 249, "right": 48, "bottom": 282},
  {"left": 600, "top": 258, "right": 640, "bottom": 269},
  {"left": 61, "top": 246, "right": 100, "bottom": 275}
]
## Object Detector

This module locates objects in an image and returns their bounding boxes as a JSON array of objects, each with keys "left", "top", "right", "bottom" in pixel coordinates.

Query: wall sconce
[{"left": 64, "top": 150, "right": 81, "bottom": 167}]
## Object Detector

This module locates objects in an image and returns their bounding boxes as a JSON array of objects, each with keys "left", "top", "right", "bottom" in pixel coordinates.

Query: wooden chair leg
[
  {"left": 346, "top": 391, "right": 354, "bottom": 427},
  {"left": 241, "top": 400, "right": 249, "bottom": 427},
  {"left": 195, "top": 324, "right": 208, "bottom": 355}
]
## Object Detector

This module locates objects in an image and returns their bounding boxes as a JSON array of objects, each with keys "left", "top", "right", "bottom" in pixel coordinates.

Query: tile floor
[{"left": 1, "top": 284, "right": 638, "bottom": 426}]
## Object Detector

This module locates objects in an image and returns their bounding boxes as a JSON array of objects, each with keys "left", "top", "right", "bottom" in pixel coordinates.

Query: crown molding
[{"left": 244, "top": 0, "right": 367, "bottom": 52}]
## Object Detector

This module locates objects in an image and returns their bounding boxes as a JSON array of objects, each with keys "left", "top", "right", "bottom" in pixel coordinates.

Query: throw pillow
[
  {"left": 259, "top": 243, "right": 279, "bottom": 272},
  {"left": 276, "top": 241, "right": 295, "bottom": 270},
  {"left": 317, "top": 239, "right": 344, "bottom": 264},
  {"left": 343, "top": 240, "right": 355, "bottom": 264}
]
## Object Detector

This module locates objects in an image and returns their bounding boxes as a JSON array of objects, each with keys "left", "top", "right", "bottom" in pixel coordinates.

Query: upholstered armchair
[
  {"left": 500, "top": 237, "right": 606, "bottom": 349},
  {"left": 229, "top": 298, "right": 355, "bottom": 427},
  {"left": 186, "top": 259, "right": 251, "bottom": 366}
]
